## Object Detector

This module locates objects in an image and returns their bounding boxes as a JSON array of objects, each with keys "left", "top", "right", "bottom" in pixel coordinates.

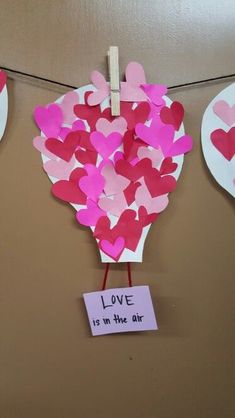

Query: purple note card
[{"left": 83, "top": 285, "right": 158, "bottom": 336}]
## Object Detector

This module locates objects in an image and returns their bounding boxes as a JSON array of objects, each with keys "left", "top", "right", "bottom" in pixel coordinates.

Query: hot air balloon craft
[
  {"left": 0, "top": 70, "right": 8, "bottom": 142},
  {"left": 201, "top": 83, "right": 235, "bottom": 197},
  {"left": 33, "top": 48, "right": 193, "bottom": 288}
]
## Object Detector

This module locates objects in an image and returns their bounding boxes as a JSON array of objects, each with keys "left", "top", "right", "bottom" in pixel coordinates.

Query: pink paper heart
[
  {"left": 90, "top": 131, "right": 122, "bottom": 159},
  {"left": 121, "top": 62, "right": 147, "bottom": 102},
  {"left": 135, "top": 184, "right": 169, "bottom": 214},
  {"left": 136, "top": 117, "right": 173, "bottom": 149},
  {"left": 79, "top": 164, "right": 105, "bottom": 202},
  {"left": 100, "top": 236, "right": 125, "bottom": 260},
  {"left": 87, "top": 71, "right": 109, "bottom": 106},
  {"left": 96, "top": 117, "right": 127, "bottom": 136},
  {"left": 213, "top": 100, "right": 235, "bottom": 127},
  {"left": 137, "top": 146, "right": 163, "bottom": 167},
  {"left": 98, "top": 193, "right": 127, "bottom": 217},
  {"left": 160, "top": 134, "right": 193, "bottom": 157},
  {"left": 33, "top": 136, "right": 58, "bottom": 160},
  {"left": 102, "top": 164, "right": 130, "bottom": 196},
  {"left": 76, "top": 200, "right": 106, "bottom": 226},
  {"left": 43, "top": 156, "right": 76, "bottom": 180},
  {"left": 141, "top": 84, "right": 167, "bottom": 106},
  {"left": 59, "top": 91, "right": 79, "bottom": 124},
  {"left": 34, "top": 104, "right": 63, "bottom": 138}
]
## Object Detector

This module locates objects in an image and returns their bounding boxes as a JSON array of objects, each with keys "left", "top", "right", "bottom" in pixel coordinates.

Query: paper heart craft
[
  {"left": 201, "top": 82, "right": 235, "bottom": 197},
  {"left": 0, "top": 70, "right": 8, "bottom": 142},
  {"left": 33, "top": 59, "right": 192, "bottom": 262}
]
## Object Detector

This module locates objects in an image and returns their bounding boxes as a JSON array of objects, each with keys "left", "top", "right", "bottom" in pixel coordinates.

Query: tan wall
[{"left": 0, "top": 1, "right": 234, "bottom": 417}]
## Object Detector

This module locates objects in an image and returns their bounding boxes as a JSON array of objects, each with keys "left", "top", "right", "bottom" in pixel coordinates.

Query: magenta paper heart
[
  {"left": 141, "top": 84, "right": 167, "bottom": 107},
  {"left": 136, "top": 117, "right": 173, "bottom": 149},
  {"left": 98, "top": 193, "right": 127, "bottom": 217},
  {"left": 59, "top": 91, "right": 79, "bottom": 124},
  {"left": 87, "top": 71, "right": 109, "bottom": 106},
  {"left": 135, "top": 184, "right": 169, "bottom": 214},
  {"left": 33, "top": 136, "right": 58, "bottom": 160},
  {"left": 90, "top": 131, "right": 122, "bottom": 159},
  {"left": 213, "top": 100, "right": 235, "bottom": 127},
  {"left": 34, "top": 104, "right": 63, "bottom": 138},
  {"left": 76, "top": 200, "right": 106, "bottom": 226},
  {"left": 137, "top": 146, "right": 163, "bottom": 167},
  {"left": 43, "top": 156, "right": 76, "bottom": 180},
  {"left": 160, "top": 134, "right": 193, "bottom": 157},
  {"left": 100, "top": 236, "right": 125, "bottom": 260},
  {"left": 102, "top": 164, "right": 130, "bottom": 196},
  {"left": 79, "top": 164, "right": 105, "bottom": 202},
  {"left": 96, "top": 117, "right": 127, "bottom": 136},
  {"left": 120, "top": 62, "right": 147, "bottom": 102}
]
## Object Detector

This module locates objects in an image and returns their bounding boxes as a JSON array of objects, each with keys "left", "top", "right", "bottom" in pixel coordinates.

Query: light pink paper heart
[
  {"left": 79, "top": 164, "right": 105, "bottom": 202},
  {"left": 137, "top": 146, "right": 163, "bottom": 167},
  {"left": 60, "top": 91, "right": 79, "bottom": 124},
  {"left": 121, "top": 62, "right": 147, "bottom": 102},
  {"left": 34, "top": 104, "right": 63, "bottom": 138},
  {"left": 102, "top": 164, "right": 130, "bottom": 196},
  {"left": 33, "top": 136, "right": 57, "bottom": 160},
  {"left": 135, "top": 184, "right": 169, "bottom": 214},
  {"left": 100, "top": 236, "right": 125, "bottom": 260},
  {"left": 213, "top": 100, "right": 235, "bottom": 126},
  {"left": 87, "top": 71, "right": 109, "bottom": 106},
  {"left": 98, "top": 193, "right": 127, "bottom": 217},
  {"left": 43, "top": 156, "right": 76, "bottom": 180},
  {"left": 90, "top": 131, "right": 122, "bottom": 159},
  {"left": 96, "top": 117, "right": 127, "bottom": 136},
  {"left": 76, "top": 200, "right": 106, "bottom": 226}
]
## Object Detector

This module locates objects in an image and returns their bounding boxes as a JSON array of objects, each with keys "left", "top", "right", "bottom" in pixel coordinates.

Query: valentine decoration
[
  {"left": 0, "top": 70, "right": 8, "bottom": 141},
  {"left": 201, "top": 82, "right": 235, "bottom": 197},
  {"left": 33, "top": 60, "right": 193, "bottom": 264}
]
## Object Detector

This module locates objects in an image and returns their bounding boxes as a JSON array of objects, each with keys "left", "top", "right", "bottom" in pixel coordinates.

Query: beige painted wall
[{"left": 0, "top": 1, "right": 234, "bottom": 417}]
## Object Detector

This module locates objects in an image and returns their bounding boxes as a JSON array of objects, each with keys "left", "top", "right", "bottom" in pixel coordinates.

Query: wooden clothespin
[{"left": 107, "top": 46, "right": 120, "bottom": 116}]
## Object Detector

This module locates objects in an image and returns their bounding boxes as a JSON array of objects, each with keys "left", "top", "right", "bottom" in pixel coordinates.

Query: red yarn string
[
  {"left": 101, "top": 262, "right": 133, "bottom": 290},
  {"left": 101, "top": 263, "right": 110, "bottom": 290},
  {"left": 127, "top": 262, "right": 132, "bottom": 287}
]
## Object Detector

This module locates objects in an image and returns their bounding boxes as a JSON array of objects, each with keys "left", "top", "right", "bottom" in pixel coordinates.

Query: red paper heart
[
  {"left": 75, "top": 148, "right": 97, "bottom": 165},
  {"left": 145, "top": 174, "right": 177, "bottom": 197},
  {"left": 74, "top": 92, "right": 113, "bottom": 130},
  {"left": 94, "top": 216, "right": 112, "bottom": 240},
  {"left": 46, "top": 131, "right": 80, "bottom": 161},
  {"left": 210, "top": 128, "right": 235, "bottom": 161},
  {"left": 123, "top": 130, "right": 146, "bottom": 161},
  {"left": 69, "top": 167, "right": 87, "bottom": 184},
  {"left": 52, "top": 180, "right": 87, "bottom": 204},
  {"left": 138, "top": 206, "right": 158, "bottom": 226},
  {"left": 121, "top": 102, "right": 150, "bottom": 130},
  {"left": 0, "top": 70, "right": 7, "bottom": 93},
  {"left": 124, "top": 181, "right": 141, "bottom": 205},
  {"left": 160, "top": 101, "right": 184, "bottom": 131},
  {"left": 113, "top": 218, "right": 142, "bottom": 252},
  {"left": 160, "top": 157, "right": 178, "bottom": 175},
  {"left": 115, "top": 158, "right": 152, "bottom": 182}
]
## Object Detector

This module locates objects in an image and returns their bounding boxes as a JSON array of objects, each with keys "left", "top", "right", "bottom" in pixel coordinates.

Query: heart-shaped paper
[
  {"left": 213, "top": 100, "right": 235, "bottom": 127},
  {"left": 201, "top": 82, "right": 235, "bottom": 197},
  {"left": 211, "top": 128, "right": 235, "bottom": 161},
  {"left": 0, "top": 70, "right": 8, "bottom": 141},
  {"left": 33, "top": 63, "right": 191, "bottom": 262}
]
